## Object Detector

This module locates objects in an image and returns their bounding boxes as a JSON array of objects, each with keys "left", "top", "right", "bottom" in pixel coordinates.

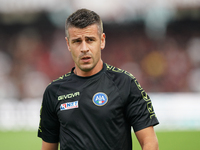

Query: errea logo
[{"left": 58, "top": 92, "right": 80, "bottom": 100}]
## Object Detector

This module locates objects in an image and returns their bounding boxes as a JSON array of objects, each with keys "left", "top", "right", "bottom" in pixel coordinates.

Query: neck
[{"left": 74, "top": 60, "right": 103, "bottom": 77}]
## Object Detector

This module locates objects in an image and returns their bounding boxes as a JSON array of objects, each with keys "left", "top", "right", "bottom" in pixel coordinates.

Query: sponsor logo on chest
[
  {"left": 60, "top": 101, "right": 78, "bottom": 111},
  {"left": 58, "top": 92, "right": 80, "bottom": 100},
  {"left": 59, "top": 92, "right": 108, "bottom": 111}
]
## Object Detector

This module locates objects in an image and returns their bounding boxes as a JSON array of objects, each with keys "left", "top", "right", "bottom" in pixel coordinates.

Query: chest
[{"left": 56, "top": 76, "right": 126, "bottom": 126}]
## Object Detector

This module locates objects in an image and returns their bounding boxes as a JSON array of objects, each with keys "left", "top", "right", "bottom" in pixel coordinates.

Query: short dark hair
[{"left": 65, "top": 8, "right": 103, "bottom": 39}]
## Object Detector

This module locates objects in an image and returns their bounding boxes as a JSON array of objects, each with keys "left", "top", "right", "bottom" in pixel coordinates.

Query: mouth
[{"left": 81, "top": 56, "right": 91, "bottom": 63}]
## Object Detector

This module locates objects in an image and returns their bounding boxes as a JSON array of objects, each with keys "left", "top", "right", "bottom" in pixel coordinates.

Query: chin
[{"left": 80, "top": 64, "right": 94, "bottom": 72}]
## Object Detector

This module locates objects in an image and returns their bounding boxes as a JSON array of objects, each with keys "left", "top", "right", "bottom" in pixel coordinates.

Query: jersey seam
[
  {"left": 104, "top": 71, "right": 126, "bottom": 107},
  {"left": 50, "top": 74, "right": 73, "bottom": 112}
]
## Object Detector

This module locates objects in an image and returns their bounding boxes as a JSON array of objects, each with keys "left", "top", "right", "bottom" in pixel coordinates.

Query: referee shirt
[{"left": 38, "top": 63, "right": 159, "bottom": 150}]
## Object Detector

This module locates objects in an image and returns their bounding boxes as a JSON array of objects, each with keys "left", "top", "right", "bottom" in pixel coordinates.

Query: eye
[
  {"left": 72, "top": 39, "right": 81, "bottom": 43},
  {"left": 89, "top": 38, "right": 94, "bottom": 41},
  {"left": 87, "top": 38, "right": 95, "bottom": 42}
]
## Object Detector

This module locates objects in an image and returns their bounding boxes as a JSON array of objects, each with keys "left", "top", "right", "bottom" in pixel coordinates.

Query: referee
[{"left": 38, "top": 8, "right": 159, "bottom": 150}]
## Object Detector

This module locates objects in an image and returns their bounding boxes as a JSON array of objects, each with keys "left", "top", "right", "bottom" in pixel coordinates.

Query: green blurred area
[
  {"left": 132, "top": 131, "right": 200, "bottom": 150},
  {"left": 0, "top": 131, "right": 199, "bottom": 150},
  {"left": 0, "top": 131, "right": 41, "bottom": 150}
]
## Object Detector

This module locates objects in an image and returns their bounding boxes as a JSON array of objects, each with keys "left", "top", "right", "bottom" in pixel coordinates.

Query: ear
[
  {"left": 101, "top": 33, "right": 106, "bottom": 50},
  {"left": 65, "top": 37, "right": 71, "bottom": 52}
]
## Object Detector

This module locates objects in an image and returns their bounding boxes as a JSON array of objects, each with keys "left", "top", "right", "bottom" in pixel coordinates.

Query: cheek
[
  {"left": 94, "top": 48, "right": 101, "bottom": 59},
  {"left": 70, "top": 50, "right": 79, "bottom": 61}
]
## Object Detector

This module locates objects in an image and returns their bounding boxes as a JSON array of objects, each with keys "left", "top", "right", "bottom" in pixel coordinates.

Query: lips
[
  {"left": 81, "top": 56, "right": 91, "bottom": 63},
  {"left": 82, "top": 56, "right": 91, "bottom": 60}
]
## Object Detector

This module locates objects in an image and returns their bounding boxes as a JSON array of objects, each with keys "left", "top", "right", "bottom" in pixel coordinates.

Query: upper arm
[
  {"left": 125, "top": 77, "right": 159, "bottom": 132},
  {"left": 135, "top": 126, "right": 159, "bottom": 150},
  {"left": 41, "top": 140, "right": 58, "bottom": 150},
  {"left": 38, "top": 86, "right": 60, "bottom": 143}
]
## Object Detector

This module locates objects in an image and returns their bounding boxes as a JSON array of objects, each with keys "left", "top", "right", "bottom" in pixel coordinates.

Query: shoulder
[
  {"left": 104, "top": 63, "right": 140, "bottom": 101},
  {"left": 105, "top": 63, "right": 143, "bottom": 92},
  {"left": 104, "top": 63, "right": 139, "bottom": 94},
  {"left": 105, "top": 63, "right": 136, "bottom": 81},
  {"left": 45, "top": 72, "right": 72, "bottom": 93}
]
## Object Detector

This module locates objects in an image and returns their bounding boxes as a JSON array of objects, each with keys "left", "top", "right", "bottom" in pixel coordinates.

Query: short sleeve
[
  {"left": 38, "top": 86, "right": 60, "bottom": 143},
  {"left": 124, "top": 78, "right": 159, "bottom": 132}
]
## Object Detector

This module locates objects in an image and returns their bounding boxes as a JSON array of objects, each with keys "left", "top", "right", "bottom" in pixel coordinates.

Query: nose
[{"left": 80, "top": 41, "right": 89, "bottom": 53}]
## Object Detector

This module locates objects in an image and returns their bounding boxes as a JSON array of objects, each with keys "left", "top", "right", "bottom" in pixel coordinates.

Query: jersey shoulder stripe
[
  {"left": 45, "top": 72, "right": 72, "bottom": 94},
  {"left": 50, "top": 72, "right": 72, "bottom": 85},
  {"left": 105, "top": 63, "right": 135, "bottom": 80}
]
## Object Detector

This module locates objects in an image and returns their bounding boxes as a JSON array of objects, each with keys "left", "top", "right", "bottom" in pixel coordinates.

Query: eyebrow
[
  {"left": 71, "top": 36, "right": 97, "bottom": 42},
  {"left": 71, "top": 38, "right": 81, "bottom": 42},
  {"left": 85, "top": 36, "right": 96, "bottom": 40}
]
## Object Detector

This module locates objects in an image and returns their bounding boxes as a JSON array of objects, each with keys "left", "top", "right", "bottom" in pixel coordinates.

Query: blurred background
[{"left": 0, "top": 0, "right": 200, "bottom": 149}]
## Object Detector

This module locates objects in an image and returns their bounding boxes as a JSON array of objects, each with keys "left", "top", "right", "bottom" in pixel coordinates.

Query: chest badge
[{"left": 92, "top": 92, "right": 108, "bottom": 106}]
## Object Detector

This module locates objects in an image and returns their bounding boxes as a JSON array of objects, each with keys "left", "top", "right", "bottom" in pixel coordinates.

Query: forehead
[{"left": 68, "top": 24, "right": 100, "bottom": 40}]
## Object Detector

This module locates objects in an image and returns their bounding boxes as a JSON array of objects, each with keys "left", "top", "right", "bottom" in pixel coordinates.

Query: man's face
[{"left": 66, "top": 24, "right": 105, "bottom": 76}]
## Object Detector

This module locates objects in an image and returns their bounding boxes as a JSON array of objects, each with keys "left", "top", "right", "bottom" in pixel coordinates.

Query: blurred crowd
[
  {"left": 104, "top": 24, "right": 200, "bottom": 93},
  {"left": 0, "top": 14, "right": 200, "bottom": 101}
]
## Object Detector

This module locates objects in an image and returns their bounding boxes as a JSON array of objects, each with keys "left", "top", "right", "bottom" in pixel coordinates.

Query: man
[{"left": 38, "top": 8, "right": 159, "bottom": 150}]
